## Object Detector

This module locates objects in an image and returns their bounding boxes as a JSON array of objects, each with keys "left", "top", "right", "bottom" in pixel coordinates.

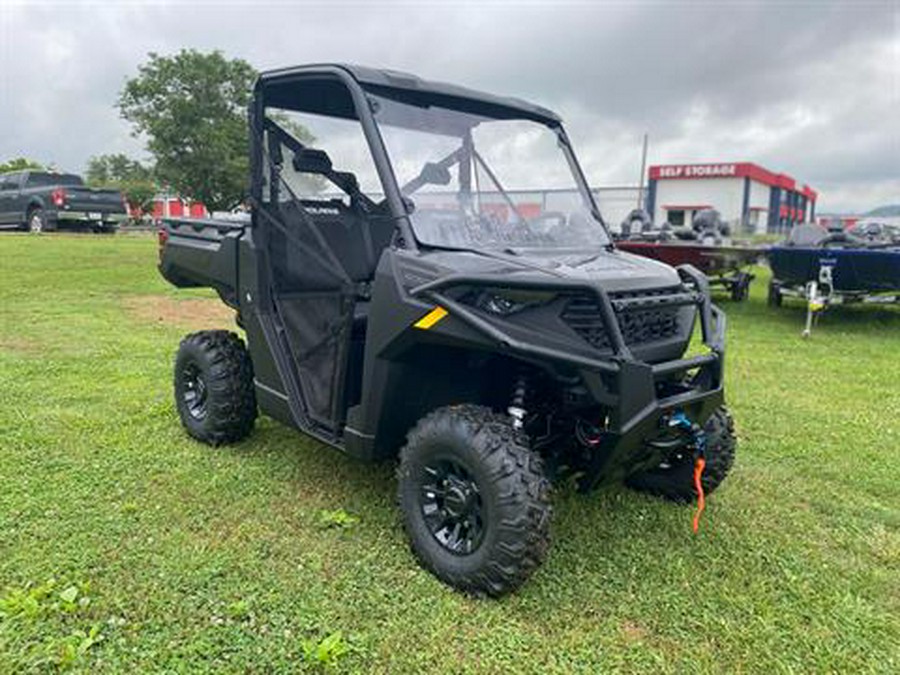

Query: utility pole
[{"left": 637, "top": 133, "right": 648, "bottom": 211}]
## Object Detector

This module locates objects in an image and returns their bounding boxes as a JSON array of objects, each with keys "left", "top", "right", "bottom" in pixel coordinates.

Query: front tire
[
  {"left": 174, "top": 330, "right": 257, "bottom": 445},
  {"left": 625, "top": 406, "right": 736, "bottom": 502},
  {"left": 397, "top": 405, "right": 551, "bottom": 597}
]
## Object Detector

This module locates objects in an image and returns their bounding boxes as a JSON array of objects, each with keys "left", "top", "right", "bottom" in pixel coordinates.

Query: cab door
[{"left": 247, "top": 73, "right": 396, "bottom": 439}]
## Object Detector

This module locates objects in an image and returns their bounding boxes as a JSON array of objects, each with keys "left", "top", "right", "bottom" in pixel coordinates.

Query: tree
[
  {"left": 85, "top": 153, "right": 151, "bottom": 185},
  {"left": 0, "top": 157, "right": 44, "bottom": 173},
  {"left": 86, "top": 154, "right": 158, "bottom": 215},
  {"left": 118, "top": 50, "right": 257, "bottom": 212}
]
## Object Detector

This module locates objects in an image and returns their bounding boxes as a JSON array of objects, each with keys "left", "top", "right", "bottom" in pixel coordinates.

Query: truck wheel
[
  {"left": 173, "top": 330, "right": 257, "bottom": 445},
  {"left": 625, "top": 406, "right": 736, "bottom": 503},
  {"left": 767, "top": 280, "right": 783, "bottom": 307},
  {"left": 397, "top": 405, "right": 551, "bottom": 597},
  {"left": 26, "top": 207, "right": 46, "bottom": 233}
]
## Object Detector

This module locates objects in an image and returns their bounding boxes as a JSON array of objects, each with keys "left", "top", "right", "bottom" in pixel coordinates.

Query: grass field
[{"left": 1, "top": 233, "right": 898, "bottom": 673}]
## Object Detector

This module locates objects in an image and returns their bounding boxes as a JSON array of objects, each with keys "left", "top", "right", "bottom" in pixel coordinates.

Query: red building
[
  {"left": 148, "top": 194, "right": 208, "bottom": 220},
  {"left": 125, "top": 194, "right": 209, "bottom": 221}
]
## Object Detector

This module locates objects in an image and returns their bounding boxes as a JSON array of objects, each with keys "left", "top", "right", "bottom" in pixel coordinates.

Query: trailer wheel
[
  {"left": 625, "top": 406, "right": 736, "bottom": 503},
  {"left": 730, "top": 272, "right": 752, "bottom": 302},
  {"left": 767, "top": 280, "right": 783, "bottom": 307},
  {"left": 397, "top": 405, "right": 551, "bottom": 597},
  {"left": 174, "top": 330, "right": 257, "bottom": 445}
]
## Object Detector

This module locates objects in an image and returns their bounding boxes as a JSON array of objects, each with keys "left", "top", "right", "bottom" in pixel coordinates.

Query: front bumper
[{"left": 412, "top": 264, "right": 726, "bottom": 488}]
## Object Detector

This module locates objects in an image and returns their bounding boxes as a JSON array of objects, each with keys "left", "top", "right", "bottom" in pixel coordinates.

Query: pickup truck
[{"left": 0, "top": 170, "right": 128, "bottom": 233}]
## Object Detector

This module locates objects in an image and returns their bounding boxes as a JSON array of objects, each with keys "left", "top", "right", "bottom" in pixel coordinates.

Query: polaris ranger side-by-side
[{"left": 158, "top": 64, "right": 735, "bottom": 596}]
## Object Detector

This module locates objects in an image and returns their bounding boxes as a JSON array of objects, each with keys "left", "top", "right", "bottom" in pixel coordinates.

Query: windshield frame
[{"left": 362, "top": 86, "right": 611, "bottom": 251}]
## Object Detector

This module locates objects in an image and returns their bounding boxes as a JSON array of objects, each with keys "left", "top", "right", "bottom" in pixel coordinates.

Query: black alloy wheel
[
  {"left": 180, "top": 362, "right": 209, "bottom": 421},
  {"left": 420, "top": 458, "right": 485, "bottom": 555}
]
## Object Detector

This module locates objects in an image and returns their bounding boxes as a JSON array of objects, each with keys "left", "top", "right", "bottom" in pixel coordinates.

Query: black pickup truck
[{"left": 0, "top": 171, "right": 128, "bottom": 233}]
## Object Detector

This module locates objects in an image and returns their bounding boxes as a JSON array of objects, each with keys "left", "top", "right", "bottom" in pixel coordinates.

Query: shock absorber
[{"left": 507, "top": 372, "right": 529, "bottom": 430}]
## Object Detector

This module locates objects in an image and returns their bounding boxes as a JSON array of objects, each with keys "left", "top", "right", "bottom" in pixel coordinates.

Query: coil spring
[{"left": 507, "top": 372, "right": 529, "bottom": 430}]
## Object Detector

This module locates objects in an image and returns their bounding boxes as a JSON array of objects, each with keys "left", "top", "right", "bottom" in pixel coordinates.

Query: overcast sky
[{"left": 0, "top": 0, "right": 897, "bottom": 212}]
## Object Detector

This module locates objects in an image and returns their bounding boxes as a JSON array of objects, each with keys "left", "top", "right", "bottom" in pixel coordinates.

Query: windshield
[{"left": 368, "top": 92, "right": 610, "bottom": 250}]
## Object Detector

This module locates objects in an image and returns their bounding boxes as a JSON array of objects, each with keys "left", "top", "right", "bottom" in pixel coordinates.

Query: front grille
[{"left": 561, "top": 288, "right": 683, "bottom": 351}]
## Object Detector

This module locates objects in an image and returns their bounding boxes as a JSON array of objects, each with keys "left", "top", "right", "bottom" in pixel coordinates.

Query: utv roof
[{"left": 257, "top": 63, "right": 562, "bottom": 126}]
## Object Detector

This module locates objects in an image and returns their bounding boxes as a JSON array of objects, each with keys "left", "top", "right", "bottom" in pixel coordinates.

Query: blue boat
[{"left": 767, "top": 224, "right": 900, "bottom": 336}]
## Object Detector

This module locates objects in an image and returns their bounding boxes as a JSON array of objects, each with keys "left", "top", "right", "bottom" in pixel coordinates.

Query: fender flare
[{"left": 25, "top": 197, "right": 47, "bottom": 215}]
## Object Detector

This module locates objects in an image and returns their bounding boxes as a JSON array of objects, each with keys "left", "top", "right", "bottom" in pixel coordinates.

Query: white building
[
  {"left": 646, "top": 162, "right": 818, "bottom": 234},
  {"left": 592, "top": 186, "right": 645, "bottom": 229}
]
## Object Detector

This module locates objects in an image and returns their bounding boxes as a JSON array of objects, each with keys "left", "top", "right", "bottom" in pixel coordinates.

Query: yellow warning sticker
[{"left": 414, "top": 306, "right": 449, "bottom": 329}]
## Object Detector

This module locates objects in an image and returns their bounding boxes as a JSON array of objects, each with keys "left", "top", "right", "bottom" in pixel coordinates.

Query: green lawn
[{"left": 1, "top": 233, "right": 898, "bottom": 673}]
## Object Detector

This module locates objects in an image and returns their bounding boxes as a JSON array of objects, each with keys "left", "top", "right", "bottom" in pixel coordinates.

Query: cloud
[{"left": 0, "top": 0, "right": 896, "bottom": 212}]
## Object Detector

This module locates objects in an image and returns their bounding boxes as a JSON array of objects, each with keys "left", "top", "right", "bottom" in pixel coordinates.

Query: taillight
[
  {"left": 51, "top": 188, "right": 66, "bottom": 207},
  {"left": 157, "top": 227, "right": 169, "bottom": 262}
]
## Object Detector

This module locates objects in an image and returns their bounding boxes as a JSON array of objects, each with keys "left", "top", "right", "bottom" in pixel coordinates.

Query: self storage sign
[{"left": 655, "top": 164, "right": 738, "bottom": 179}]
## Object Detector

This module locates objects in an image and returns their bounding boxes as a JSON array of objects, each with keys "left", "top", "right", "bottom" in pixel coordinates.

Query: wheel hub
[
  {"left": 420, "top": 460, "right": 485, "bottom": 555},
  {"left": 181, "top": 363, "right": 208, "bottom": 420},
  {"left": 443, "top": 480, "right": 475, "bottom": 518}
]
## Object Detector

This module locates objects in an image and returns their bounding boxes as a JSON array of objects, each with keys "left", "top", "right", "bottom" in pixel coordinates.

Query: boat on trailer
[
  {"left": 615, "top": 209, "right": 761, "bottom": 301},
  {"left": 767, "top": 223, "right": 900, "bottom": 336}
]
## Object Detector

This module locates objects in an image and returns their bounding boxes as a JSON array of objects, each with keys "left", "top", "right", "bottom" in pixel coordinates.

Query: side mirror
[{"left": 292, "top": 148, "right": 332, "bottom": 174}]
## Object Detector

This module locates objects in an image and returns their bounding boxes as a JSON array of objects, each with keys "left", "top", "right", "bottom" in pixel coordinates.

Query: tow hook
[{"left": 667, "top": 412, "right": 708, "bottom": 534}]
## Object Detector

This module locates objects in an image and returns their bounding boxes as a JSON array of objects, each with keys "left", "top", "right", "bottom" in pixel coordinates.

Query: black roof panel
[{"left": 258, "top": 63, "right": 561, "bottom": 125}]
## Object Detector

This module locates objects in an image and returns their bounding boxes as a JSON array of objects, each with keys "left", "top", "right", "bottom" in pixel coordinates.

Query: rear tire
[
  {"left": 25, "top": 207, "right": 46, "bottom": 233},
  {"left": 625, "top": 406, "right": 736, "bottom": 503},
  {"left": 397, "top": 405, "right": 551, "bottom": 597},
  {"left": 173, "top": 330, "right": 257, "bottom": 445}
]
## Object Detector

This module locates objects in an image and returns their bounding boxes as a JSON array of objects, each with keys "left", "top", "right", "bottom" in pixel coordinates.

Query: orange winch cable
[{"left": 692, "top": 457, "right": 707, "bottom": 534}]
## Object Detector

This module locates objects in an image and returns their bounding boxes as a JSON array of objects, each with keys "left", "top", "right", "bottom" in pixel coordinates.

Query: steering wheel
[{"left": 528, "top": 211, "right": 567, "bottom": 236}]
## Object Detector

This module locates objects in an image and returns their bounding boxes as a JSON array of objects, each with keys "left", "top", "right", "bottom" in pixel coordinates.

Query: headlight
[{"left": 471, "top": 289, "right": 557, "bottom": 316}]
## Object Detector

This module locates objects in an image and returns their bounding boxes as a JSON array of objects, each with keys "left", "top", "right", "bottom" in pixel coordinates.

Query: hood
[{"left": 417, "top": 247, "right": 683, "bottom": 293}]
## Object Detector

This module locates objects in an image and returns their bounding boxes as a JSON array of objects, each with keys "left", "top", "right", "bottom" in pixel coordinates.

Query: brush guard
[{"left": 410, "top": 264, "right": 727, "bottom": 491}]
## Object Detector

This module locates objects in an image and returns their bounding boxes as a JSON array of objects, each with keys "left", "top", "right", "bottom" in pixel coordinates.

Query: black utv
[{"left": 159, "top": 64, "right": 736, "bottom": 597}]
